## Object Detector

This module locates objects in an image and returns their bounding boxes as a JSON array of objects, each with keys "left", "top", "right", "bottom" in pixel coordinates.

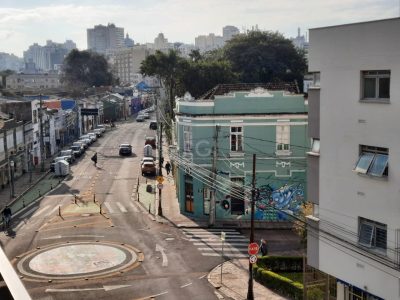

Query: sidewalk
[{"left": 135, "top": 140, "right": 296, "bottom": 300}]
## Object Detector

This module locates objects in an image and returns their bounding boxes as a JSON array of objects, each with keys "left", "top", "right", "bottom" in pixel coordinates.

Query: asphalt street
[{"left": 0, "top": 118, "right": 222, "bottom": 300}]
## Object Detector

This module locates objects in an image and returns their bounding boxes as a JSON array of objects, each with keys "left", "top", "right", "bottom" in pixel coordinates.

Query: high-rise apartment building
[
  {"left": 222, "top": 25, "right": 240, "bottom": 41},
  {"left": 307, "top": 18, "right": 400, "bottom": 300},
  {"left": 194, "top": 33, "right": 224, "bottom": 53},
  {"left": 87, "top": 23, "right": 124, "bottom": 55},
  {"left": 23, "top": 40, "right": 76, "bottom": 72}
]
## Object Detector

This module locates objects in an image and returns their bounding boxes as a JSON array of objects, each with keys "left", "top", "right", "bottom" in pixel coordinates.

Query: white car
[{"left": 141, "top": 157, "right": 155, "bottom": 165}]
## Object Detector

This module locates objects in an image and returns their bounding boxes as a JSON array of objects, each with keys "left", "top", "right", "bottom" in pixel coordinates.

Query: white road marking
[
  {"left": 196, "top": 247, "right": 246, "bottom": 253},
  {"left": 32, "top": 205, "right": 51, "bottom": 218},
  {"left": 214, "top": 290, "right": 224, "bottom": 299},
  {"left": 180, "top": 282, "right": 192, "bottom": 288},
  {"left": 104, "top": 202, "right": 114, "bottom": 213},
  {"left": 148, "top": 291, "right": 168, "bottom": 298},
  {"left": 193, "top": 242, "right": 248, "bottom": 247},
  {"left": 198, "top": 274, "right": 207, "bottom": 279},
  {"left": 129, "top": 203, "right": 139, "bottom": 212},
  {"left": 155, "top": 244, "right": 168, "bottom": 267},
  {"left": 184, "top": 231, "right": 241, "bottom": 236},
  {"left": 19, "top": 207, "right": 37, "bottom": 219},
  {"left": 48, "top": 206, "right": 59, "bottom": 215},
  {"left": 160, "top": 232, "right": 173, "bottom": 236},
  {"left": 201, "top": 253, "right": 247, "bottom": 257},
  {"left": 116, "top": 202, "right": 127, "bottom": 213},
  {"left": 189, "top": 237, "right": 247, "bottom": 242},
  {"left": 183, "top": 228, "right": 237, "bottom": 232},
  {"left": 41, "top": 235, "right": 104, "bottom": 240},
  {"left": 46, "top": 285, "right": 131, "bottom": 293},
  {"left": 14, "top": 222, "right": 25, "bottom": 231}
]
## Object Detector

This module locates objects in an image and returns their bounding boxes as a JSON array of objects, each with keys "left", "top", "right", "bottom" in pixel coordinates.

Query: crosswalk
[
  {"left": 183, "top": 228, "right": 249, "bottom": 258},
  {"left": 103, "top": 201, "right": 139, "bottom": 214}
]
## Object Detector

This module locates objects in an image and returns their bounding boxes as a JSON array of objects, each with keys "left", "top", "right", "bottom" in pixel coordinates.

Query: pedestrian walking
[
  {"left": 2, "top": 206, "right": 12, "bottom": 229},
  {"left": 165, "top": 161, "right": 171, "bottom": 175},
  {"left": 91, "top": 152, "right": 98, "bottom": 167},
  {"left": 260, "top": 239, "right": 268, "bottom": 256},
  {"left": 160, "top": 156, "right": 164, "bottom": 167}
]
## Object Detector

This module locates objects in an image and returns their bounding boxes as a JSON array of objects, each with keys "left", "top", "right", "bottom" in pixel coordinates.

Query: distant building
[
  {"left": 124, "top": 33, "right": 134, "bottom": 48},
  {"left": 223, "top": 25, "right": 240, "bottom": 41},
  {"left": 195, "top": 33, "right": 224, "bottom": 53},
  {"left": 177, "top": 43, "right": 196, "bottom": 58},
  {"left": 6, "top": 73, "right": 61, "bottom": 91},
  {"left": 23, "top": 40, "right": 76, "bottom": 72},
  {"left": 153, "top": 33, "right": 173, "bottom": 52},
  {"left": 111, "top": 46, "right": 154, "bottom": 85},
  {"left": 0, "top": 52, "right": 23, "bottom": 72},
  {"left": 291, "top": 27, "right": 309, "bottom": 51},
  {"left": 87, "top": 23, "right": 124, "bottom": 55}
]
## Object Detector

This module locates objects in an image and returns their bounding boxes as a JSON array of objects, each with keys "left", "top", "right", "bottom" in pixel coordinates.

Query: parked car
[
  {"left": 93, "top": 128, "right": 103, "bottom": 137},
  {"left": 136, "top": 115, "right": 145, "bottom": 122},
  {"left": 96, "top": 125, "right": 106, "bottom": 133},
  {"left": 141, "top": 161, "right": 156, "bottom": 176},
  {"left": 87, "top": 132, "right": 97, "bottom": 142},
  {"left": 141, "top": 157, "right": 155, "bottom": 165},
  {"left": 70, "top": 145, "right": 83, "bottom": 157},
  {"left": 149, "top": 121, "right": 157, "bottom": 130},
  {"left": 119, "top": 144, "right": 132, "bottom": 156},
  {"left": 73, "top": 141, "right": 87, "bottom": 151},
  {"left": 145, "top": 136, "right": 156, "bottom": 149},
  {"left": 79, "top": 138, "right": 91, "bottom": 148},
  {"left": 81, "top": 134, "right": 95, "bottom": 143},
  {"left": 50, "top": 156, "right": 70, "bottom": 172},
  {"left": 60, "top": 149, "right": 75, "bottom": 163},
  {"left": 141, "top": 112, "right": 150, "bottom": 119}
]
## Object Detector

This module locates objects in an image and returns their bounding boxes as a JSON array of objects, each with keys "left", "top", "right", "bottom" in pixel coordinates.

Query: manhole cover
[{"left": 17, "top": 241, "right": 142, "bottom": 280}]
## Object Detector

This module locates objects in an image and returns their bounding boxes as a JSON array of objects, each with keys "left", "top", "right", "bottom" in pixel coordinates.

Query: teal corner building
[{"left": 172, "top": 83, "right": 309, "bottom": 223}]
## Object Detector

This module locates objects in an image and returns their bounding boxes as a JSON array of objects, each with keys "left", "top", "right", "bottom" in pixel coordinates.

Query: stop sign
[{"left": 248, "top": 243, "right": 259, "bottom": 255}]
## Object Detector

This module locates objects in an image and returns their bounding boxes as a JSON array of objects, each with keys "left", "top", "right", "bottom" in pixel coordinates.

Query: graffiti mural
[{"left": 254, "top": 183, "right": 305, "bottom": 221}]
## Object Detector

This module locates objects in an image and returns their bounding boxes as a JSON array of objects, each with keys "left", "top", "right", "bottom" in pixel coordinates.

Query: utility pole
[
  {"left": 158, "top": 121, "right": 163, "bottom": 216},
  {"left": 247, "top": 154, "right": 256, "bottom": 300},
  {"left": 209, "top": 125, "right": 219, "bottom": 227},
  {"left": 39, "top": 94, "right": 45, "bottom": 172}
]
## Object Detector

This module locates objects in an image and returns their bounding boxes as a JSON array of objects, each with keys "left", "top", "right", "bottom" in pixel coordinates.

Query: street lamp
[{"left": 9, "top": 160, "right": 15, "bottom": 198}]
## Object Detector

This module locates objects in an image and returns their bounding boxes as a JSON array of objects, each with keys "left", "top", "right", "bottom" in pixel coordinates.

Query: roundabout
[{"left": 16, "top": 241, "right": 143, "bottom": 281}]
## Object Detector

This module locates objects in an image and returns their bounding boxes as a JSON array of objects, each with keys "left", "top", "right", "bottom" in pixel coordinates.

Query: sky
[{"left": 0, "top": 0, "right": 399, "bottom": 57}]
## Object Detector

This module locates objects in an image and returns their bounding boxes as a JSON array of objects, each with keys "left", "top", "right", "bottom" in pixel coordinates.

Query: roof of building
[{"left": 198, "top": 82, "right": 300, "bottom": 100}]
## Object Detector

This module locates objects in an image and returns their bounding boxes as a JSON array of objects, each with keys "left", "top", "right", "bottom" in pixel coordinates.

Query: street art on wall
[{"left": 254, "top": 183, "right": 305, "bottom": 221}]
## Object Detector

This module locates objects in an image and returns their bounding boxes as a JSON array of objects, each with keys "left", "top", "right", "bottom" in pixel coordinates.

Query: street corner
[{"left": 15, "top": 241, "right": 144, "bottom": 282}]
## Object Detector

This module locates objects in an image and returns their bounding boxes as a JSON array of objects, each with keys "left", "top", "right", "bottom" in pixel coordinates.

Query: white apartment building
[
  {"left": 112, "top": 46, "right": 154, "bottom": 85},
  {"left": 87, "top": 24, "right": 124, "bottom": 55},
  {"left": 307, "top": 18, "right": 400, "bottom": 300},
  {"left": 194, "top": 33, "right": 224, "bottom": 53}
]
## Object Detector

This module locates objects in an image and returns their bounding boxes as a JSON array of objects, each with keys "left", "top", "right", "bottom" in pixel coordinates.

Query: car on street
[
  {"left": 141, "top": 113, "right": 150, "bottom": 119},
  {"left": 70, "top": 145, "right": 83, "bottom": 157},
  {"left": 73, "top": 141, "right": 86, "bottom": 151},
  {"left": 93, "top": 128, "right": 103, "bottom": 137},
  {"left": 50, "top": 156, "right": 70, "bottom": 172},
  {"left": 79, "top": 138, "right": 91, "bottom": 148},
  {"left": 119, "top": 144, "right": 132, "bottom": 156},
  {"left": 87, "top": 132, "right": 97, "bottom": 142},
  {"left": 149, "top": 121, "right": 157, "bottom": 130},
  {"left": 141, "top": 161, "right": 156, "bottom": 176},
  {"left": 141, "top": 157, "right": 155, "bottom": 165},
  {"left": 95, "top": 125, "right": 106, "bottom": 133},
  {"left": 145, "top": 136, "right": 156, "bottom": 149},
  {"left": 136, "top": 115, "right": 145, "bottom": 122},
  {"left": 60, "top": 149, "right": 75, "bottom": 163}
]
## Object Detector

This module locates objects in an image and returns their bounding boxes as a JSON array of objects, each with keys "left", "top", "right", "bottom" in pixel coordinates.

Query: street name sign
[{"left": 248, "top": 242, "right": 259, "bottom": 255}]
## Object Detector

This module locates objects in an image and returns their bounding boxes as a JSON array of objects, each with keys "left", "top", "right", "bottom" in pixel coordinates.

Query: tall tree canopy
[
  {"left": 223, "top": 31, "right": 307, "bottom": 86},
  {"left": 61, "top": 49, "right": 115, "bottom": 94}
]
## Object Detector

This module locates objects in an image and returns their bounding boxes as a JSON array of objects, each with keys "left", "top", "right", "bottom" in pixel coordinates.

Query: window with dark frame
[
  {"left": 230, "top": 177, "right": 245, "bottom": 215},
  {"left": 361, "top": 70, "right": 390, "bottom": 101},
  {"left": 354, "top": 145, "right": 388, "bottom": 177},
  {"left": 230, "top": 126, "right": 243, "bottom": 152},
  {"left": 358, "top": 217, "right": 387, "bottom": 252}
]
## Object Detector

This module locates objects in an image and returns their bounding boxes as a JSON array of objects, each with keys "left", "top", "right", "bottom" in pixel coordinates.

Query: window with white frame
[
  {"left": 358, "top": 217, "right": 387, "bottom": 251},
  {"left": 183, "top": 125, "right": 192, "bottom": 152},
  {"left": 354, "top": 145, "right": 388, "bottom": 177},
  {"left": 276, "top": 124, "right": 290, "bottom": 153},
  {"left": 230, "top": 126, "right": 243, "bottom": 152},
  {"left": 361, "top": 70, "right": 390, "bottom": 101},
  {"left": 310, "top": 138, "right": 320, "bottom": 154}
]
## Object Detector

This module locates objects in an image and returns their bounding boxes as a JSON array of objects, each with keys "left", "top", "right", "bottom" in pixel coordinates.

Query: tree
[
  {"left": 61, "top": 49, "right": 115, "bottom": 95},
  {"left": 141, "top": 50, "right": 188, "bottom": 118},
  {"left": 224, "top": 31, "right": 307, "bottom": 87}
]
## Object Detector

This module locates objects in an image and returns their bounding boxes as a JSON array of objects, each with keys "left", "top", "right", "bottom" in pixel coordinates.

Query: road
[{"left": 0, "top": 118, "right": 222, "bottom": 300}]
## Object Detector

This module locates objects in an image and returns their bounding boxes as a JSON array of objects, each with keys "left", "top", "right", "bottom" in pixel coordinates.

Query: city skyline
[{"left": 0, "top": 0, "right": 398, "bottom": 56}]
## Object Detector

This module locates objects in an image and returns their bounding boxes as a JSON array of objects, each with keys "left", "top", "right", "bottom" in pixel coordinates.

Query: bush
[
  {"left": 254, "top": 268, "right": 303, "bottom": 300},
  {"left": 256, "top": 256, "right": 303, "bottom": 272}
]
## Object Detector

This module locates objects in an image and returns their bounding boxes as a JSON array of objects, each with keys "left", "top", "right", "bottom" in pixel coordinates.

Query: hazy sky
[{"left": 0, "top": 0, "right": 398, "bottom": 57}]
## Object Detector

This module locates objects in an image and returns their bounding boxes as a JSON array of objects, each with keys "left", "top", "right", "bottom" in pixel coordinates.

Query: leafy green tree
[
  {"left": 224, "top": 31, "right": 307, "bottom": 87},
  {"left": 141, "top": 49, "right": 188, "bottom": 117},
  {"left": 61, "top": 49, "right": 115, "bottom": 94}
]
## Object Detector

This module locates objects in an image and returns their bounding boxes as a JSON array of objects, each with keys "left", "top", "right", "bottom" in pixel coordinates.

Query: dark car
[
  {"left": 145, "top": 136, "right": 156, "bottom": 149},
  {"left": 149, "top": 121, "right": 157, "bottom": 130},
  {"left": 141, "top": 162, "right": 156, "bottom": 176},
  {"left": 119, "top": 144, "right": 132, "bottom": 156}
]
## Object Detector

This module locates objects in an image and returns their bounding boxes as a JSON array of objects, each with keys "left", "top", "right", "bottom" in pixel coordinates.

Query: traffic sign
[
  {"left": 248, "top": 243, "right": 259, "bottom": 255},
  {"left": 156, "top": 176, "right": 164, "bottom": 183},
  {"left": 249, "top": 255, "right": 257, "bottom": 264},
  {"left": 221, "top": 231, "right": 226, "bottom": 241},
  {"left": 157, "top": 183, "right": 164, "bottom": 190}
]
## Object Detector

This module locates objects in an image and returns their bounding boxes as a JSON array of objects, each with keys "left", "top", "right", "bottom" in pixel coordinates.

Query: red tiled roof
[{"left": 43, "top": 100, "right": 61, "bottom": 109}]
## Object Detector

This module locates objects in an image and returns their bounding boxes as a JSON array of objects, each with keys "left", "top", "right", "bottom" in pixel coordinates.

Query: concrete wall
[{"left": 309, "top": 18, "right": 400, "bottom": 300}]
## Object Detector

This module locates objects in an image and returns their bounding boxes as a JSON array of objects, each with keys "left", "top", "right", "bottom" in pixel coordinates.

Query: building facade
[
  {"left": 87, "top": 24, "right": 124, "bottom": 55},
  {"left": 173, "top": 83, "right": 308, "bottom": 225},
  {"left": 6, "top": 73, "right": 61, "bottom": 91},
  {"left": 195, "top": 33, "right": 224, "bottom": 53},
  {"left": 223, "top": 25, "right": 240, "bottom": 41},
  {"left": 307, "top": 18, "right": 400, "bottom": 300}
]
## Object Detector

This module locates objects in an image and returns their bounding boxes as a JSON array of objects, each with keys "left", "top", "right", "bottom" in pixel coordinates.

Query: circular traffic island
[{"left": 17, "top": 241, "right": 143, "bottom": 281}]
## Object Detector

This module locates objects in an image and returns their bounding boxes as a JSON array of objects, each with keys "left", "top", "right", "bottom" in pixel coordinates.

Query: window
[
  {"left": 230, "top": 177, "right": 245, "bottom": 215},
  {"left": 183, "top": 125, "right": 192, "bottom": 152},
  {"left": 361, "top": 70, "right": 390, "bottom": 101},
  {"left": 184, "top": 175, "right": 194, "bottom": 213},
  {"left": 354, "top": 145, "right": 388, "bottom": 177},
  {"left": 276, "top": 124, "right": 290, "bottom": 154},
  {"left": 311, "top": 138, "right": 320, "bottom": 154},
  {"left": 230, "top": 126, "right": 243, "bottom": 152},
  {"left": 358, "top": 217, "right": 387, "bottom": 251}
]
